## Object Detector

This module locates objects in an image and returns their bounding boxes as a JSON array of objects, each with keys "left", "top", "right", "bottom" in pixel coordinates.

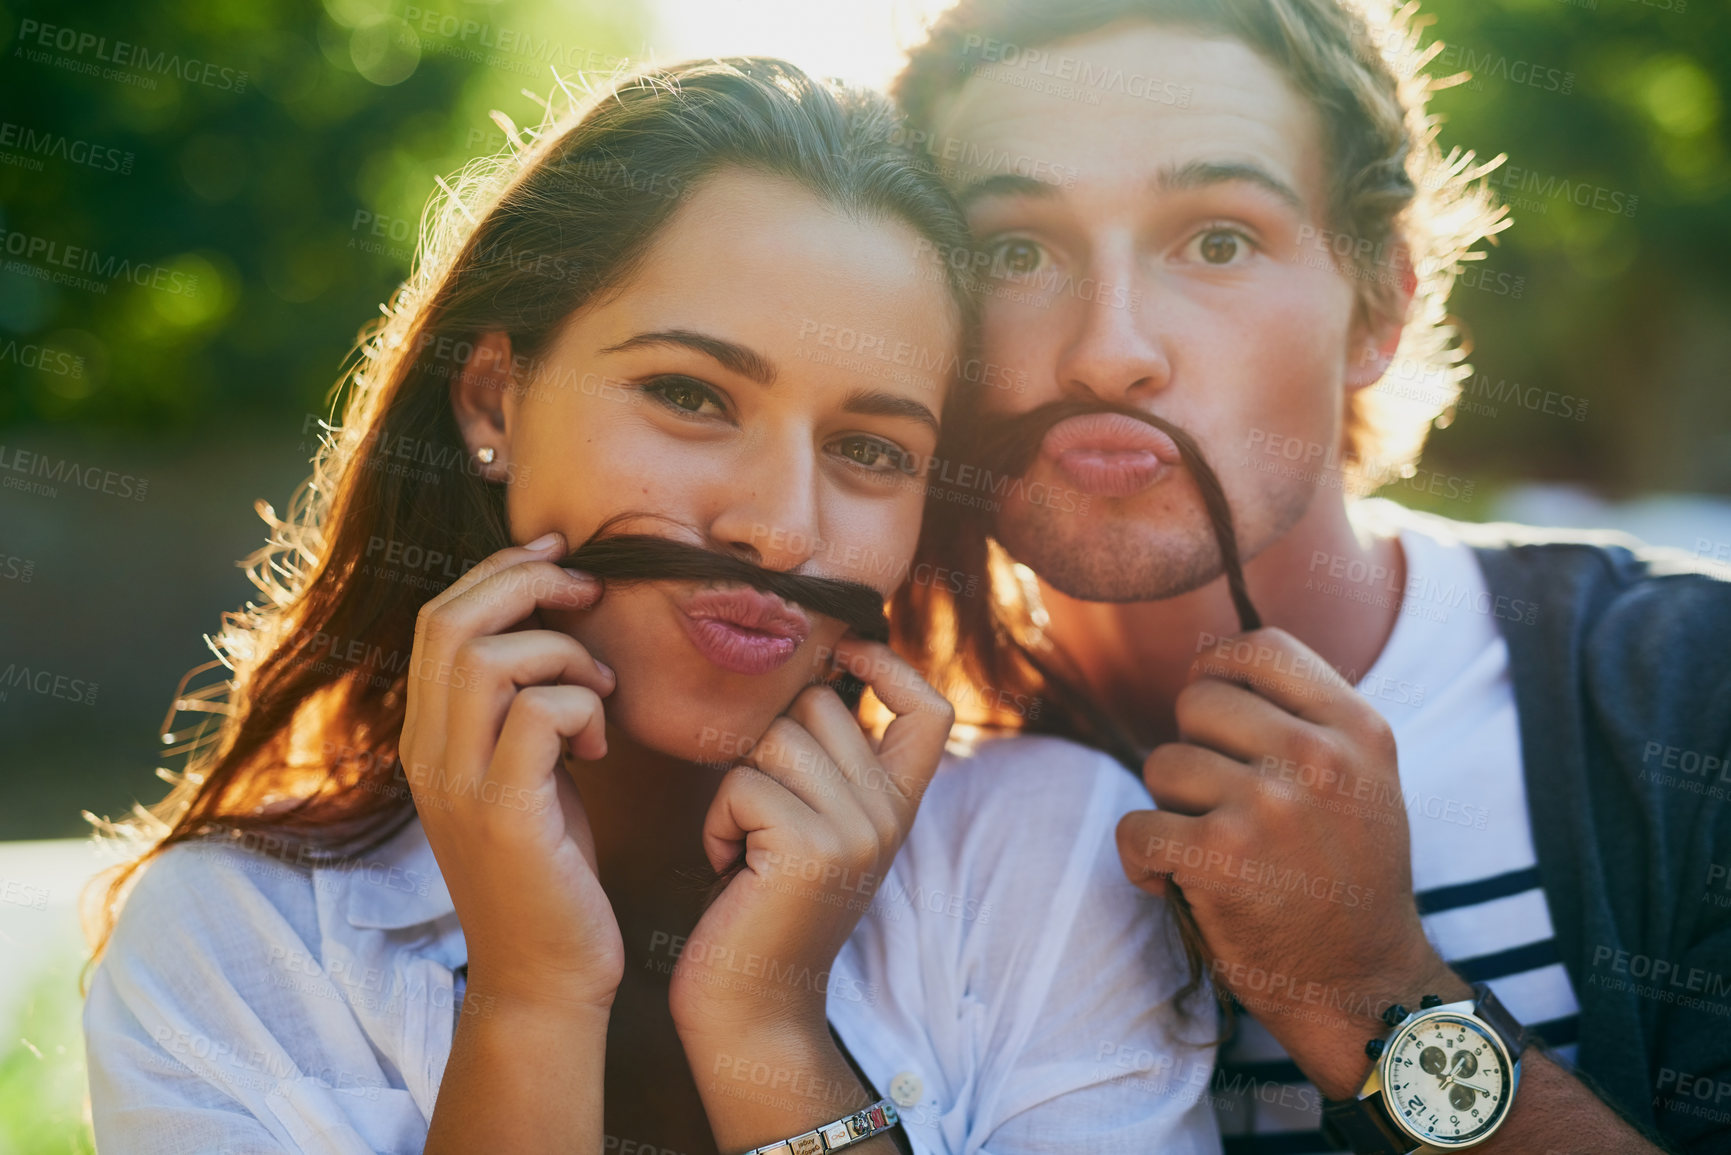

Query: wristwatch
[{"left": 1321, "top": 983, "right": 1527, "bottom": 1152}]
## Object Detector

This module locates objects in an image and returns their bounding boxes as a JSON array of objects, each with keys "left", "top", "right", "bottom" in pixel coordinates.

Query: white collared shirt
[{"left": 85, "top": 734, "right": 1221, "bottom": 1154}]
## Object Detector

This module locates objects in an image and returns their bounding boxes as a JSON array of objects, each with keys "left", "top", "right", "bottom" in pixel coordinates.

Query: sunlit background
[{"left": 1, "top": 0, "right": 1728, "bottom": 1147}]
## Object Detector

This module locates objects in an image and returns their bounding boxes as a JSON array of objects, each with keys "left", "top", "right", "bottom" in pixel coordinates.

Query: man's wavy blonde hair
[{"left": 894, "top": 0, "right": 1511, "bottom": 490}]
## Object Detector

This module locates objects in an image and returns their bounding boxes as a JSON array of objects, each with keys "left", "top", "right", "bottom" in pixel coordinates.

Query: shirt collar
[{"left": 340, "top": 814, "right": 458, "bottom": 930}]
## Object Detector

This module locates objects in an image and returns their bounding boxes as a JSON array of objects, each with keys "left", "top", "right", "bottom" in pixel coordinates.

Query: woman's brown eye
[
  {"left": 993, "top": 239, "right": 1043, "bottom": 276},
  {"left": 646, "top": 376, "right": 718, "bottom": 413},
  {"left": 664, "top": 382, "right": 704, "bottom": 409},
  {"left": 838, "top": 437, "right": 911, "bottom": 473},
  {"left": 1199, "top": 230, "right": 1242, "bottom": 264}
]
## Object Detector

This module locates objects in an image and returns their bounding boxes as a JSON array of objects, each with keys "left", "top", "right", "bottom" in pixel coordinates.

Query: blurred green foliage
[
  {"left": 0, "top": 957, "right": 94, "bottom": 1154},
  {"left": 0, "top": 0, "right": 646, "bottom": 427},
  {"left": 0, "top": 0, "right": 1725, "bottom": 498},
  {"left": 1398, "top": 0, "right": 1730, "bottom": 497}
]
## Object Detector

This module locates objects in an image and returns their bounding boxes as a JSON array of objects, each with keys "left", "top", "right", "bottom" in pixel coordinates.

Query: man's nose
[
  {"left": 1052, "top": 237, "right": 1171, "bottom": 404},
  {"left": 707, "top": 433, "right": 822, "bottom": 572}
]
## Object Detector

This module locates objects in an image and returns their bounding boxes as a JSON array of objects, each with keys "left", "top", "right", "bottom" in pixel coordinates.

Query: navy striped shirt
[{"left": 1213, "top": 506, "right": 1582, "bottom": 1153}]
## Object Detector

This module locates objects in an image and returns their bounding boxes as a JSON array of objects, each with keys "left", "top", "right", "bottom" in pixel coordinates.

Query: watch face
[{"left": 1381, "top": 1012, "right": 1514, "bottom": 1147}]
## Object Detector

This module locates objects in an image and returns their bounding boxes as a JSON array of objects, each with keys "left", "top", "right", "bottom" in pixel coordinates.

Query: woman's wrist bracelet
[{"left": 741, "top": 1098, "right": 901, "bottom": 1155}]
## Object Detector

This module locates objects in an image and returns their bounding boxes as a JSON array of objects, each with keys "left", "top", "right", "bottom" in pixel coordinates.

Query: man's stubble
[{"left": 993, "top": 465, "right": 1314, "bottom": 604}]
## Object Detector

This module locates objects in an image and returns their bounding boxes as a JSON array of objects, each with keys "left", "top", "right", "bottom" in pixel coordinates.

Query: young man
[{"left": 894, "top": 1, "right": 1731, "bottom": 1151}]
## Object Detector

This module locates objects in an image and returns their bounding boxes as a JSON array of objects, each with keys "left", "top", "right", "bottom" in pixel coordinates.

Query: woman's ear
[
  {"left": 451, "top": 330, "right": 517, "bottom": 482},
  {"left": 1344, "top": 241, "right": 1418, "bottom": 392}
]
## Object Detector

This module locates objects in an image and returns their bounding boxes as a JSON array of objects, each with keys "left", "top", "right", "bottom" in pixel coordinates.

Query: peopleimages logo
[
  {"left": 1486, "top": 163, "right": 1638, "bottom": 218},
  {"left": 0, "top": 229, "right": 200, "bottom": 297},
  {"left": 0, "top": 663, "right": 99, "bottom": 706},
  {"left": 0, "top": 339, "right": 84, "bottom": 378},
  {"left": 14, "top": 19, "right": 250, "bottom": 91},
  {"left": 0, "top": 120, "right": 134, "bottom": 174},
  {"left": 0, "top": 445, "right": 149, "bottom": 501}
]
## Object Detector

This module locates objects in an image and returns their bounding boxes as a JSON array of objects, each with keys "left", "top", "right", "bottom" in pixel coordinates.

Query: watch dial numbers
[{"left": 1388, "top": 1016, "right": 1511, "bottom": 1144}]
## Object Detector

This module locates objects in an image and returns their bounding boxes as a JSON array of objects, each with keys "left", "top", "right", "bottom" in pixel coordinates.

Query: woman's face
[{"left": 455, "top": 168, "right": 958, "bottom": 763}]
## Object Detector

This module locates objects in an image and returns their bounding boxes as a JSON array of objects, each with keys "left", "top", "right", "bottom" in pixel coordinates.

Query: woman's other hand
[{"left": 668, "top": 637, "right": 955, "bottom": 1042}]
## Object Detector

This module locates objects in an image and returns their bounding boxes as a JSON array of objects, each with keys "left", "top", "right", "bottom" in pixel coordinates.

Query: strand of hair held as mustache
[
  {"left": 959, "top": 399, "right": 1263, "bottom": 632},
  {"left": 958, "top": 399, "right": 1263, "bottom": 1009},
  {"left": 554, "top": 531, "right": 891, "bottom": 643}
]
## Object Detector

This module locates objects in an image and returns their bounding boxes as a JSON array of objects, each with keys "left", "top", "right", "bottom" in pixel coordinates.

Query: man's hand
[
  {"left": 1115, "top": 627, "right": 1665, "bottom": 1152},
  {"left": 1115, "top": 627, "right": 1464, "bottom": 1098}
]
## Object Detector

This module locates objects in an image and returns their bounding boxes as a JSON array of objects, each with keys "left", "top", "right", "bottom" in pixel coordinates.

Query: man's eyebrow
[
  {"left": 843, "top": 388, "right": 939, "bottom": 431},
  {"left": 598, "top": 329, "right": 778, "bottom": 386},
  {"left": 1155, "top": 160, "right": 1305, "bottom": 210},
  {"left": 957, "top": 172, "right": 1062, "bottom": 210}
]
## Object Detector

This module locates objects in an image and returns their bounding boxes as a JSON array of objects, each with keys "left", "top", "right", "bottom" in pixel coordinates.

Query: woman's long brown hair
[
  {"left": 893, "top": 400, "right": 1262, "bottom": 761},
  {"left": 81, "top": 57, "right": 977, "bottom": 970},
  {"left": 557, "top": 530, "right": 891, "bottom": 643}
]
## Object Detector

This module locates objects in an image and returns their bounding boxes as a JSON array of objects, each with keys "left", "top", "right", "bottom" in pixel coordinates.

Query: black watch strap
[
  {"left": 1321, "top": 1089, "right": 1420, "bottom": 1154},
  {"left": 1470, "top": 982, "right": 1529, "bottom": 1060}
]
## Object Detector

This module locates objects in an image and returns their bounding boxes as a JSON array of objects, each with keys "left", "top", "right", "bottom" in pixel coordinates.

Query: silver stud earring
[{"left": 476, "top": 446, "right": 496, "bottom": 465}]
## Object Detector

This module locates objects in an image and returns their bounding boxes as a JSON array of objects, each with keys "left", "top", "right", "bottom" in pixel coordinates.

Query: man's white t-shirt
[
  {"left": 1213, "top": 500, "right": 1583, "bottom": 1151},
  {"left": 84, "top": 734, "right": 1221, "bottom": 1155}
]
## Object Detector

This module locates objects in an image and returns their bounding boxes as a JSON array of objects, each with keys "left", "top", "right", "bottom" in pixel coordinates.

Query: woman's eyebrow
[
  {"left": 598, "top": 328, "right": 779, "bottom": 385},
  {"left": 844, "top": 388, "right": 939, "bottom": 431}
]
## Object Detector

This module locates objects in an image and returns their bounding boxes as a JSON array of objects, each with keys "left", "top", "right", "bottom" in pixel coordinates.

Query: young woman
[{"left": 81, "top": 59, "right": 1219, "bottom": 1155}]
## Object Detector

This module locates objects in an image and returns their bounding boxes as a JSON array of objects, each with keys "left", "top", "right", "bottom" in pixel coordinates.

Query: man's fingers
[
  {"left": 1116, "top": 809, "right": 1204, "bottom": 895},
  {"left": 1188, "top": 628, "right": 1400, "bottom": 784},
  {"left": 1173, "top": 676, "right": 1307, "bottom": 765},
  {"left": 1141, "top": 741, "right": 1242, "bottom": 816},
  {"left": 1187, "top": 627, "right": 1359, "bottom": 727}
]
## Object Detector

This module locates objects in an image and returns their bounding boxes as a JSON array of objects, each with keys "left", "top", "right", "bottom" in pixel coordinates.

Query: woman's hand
[
  {"left": 399, "top": 531, "right": 624, "bottom": 1013},
  {"left": 668, "top": 637, "right": 955, "bottom": 1043}
]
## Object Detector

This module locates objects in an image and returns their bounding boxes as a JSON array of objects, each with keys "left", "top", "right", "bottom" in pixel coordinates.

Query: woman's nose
[{"left": 707, "top": 436, "right": 822, "bottom": 572}]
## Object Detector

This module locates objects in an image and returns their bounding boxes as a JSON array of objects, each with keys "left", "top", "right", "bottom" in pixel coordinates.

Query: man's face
[{"left": 931, "top": 23, "right": 1369, "bottom": 601}]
